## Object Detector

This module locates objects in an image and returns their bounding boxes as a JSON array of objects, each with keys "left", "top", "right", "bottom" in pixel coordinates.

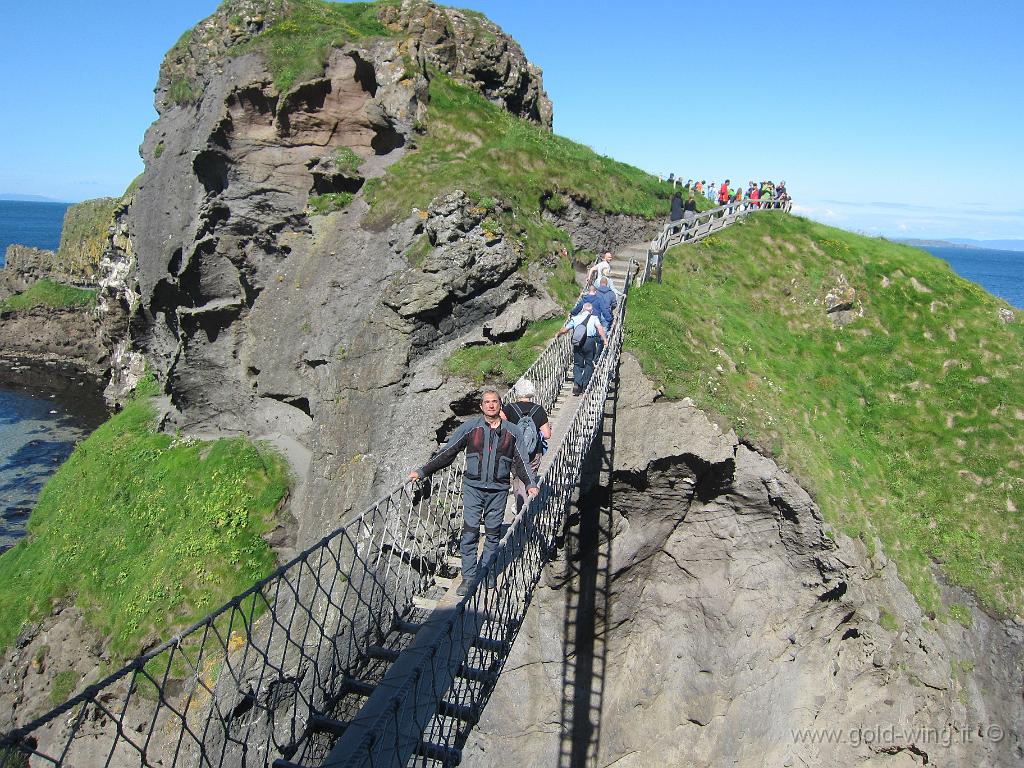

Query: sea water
[
  {"left": 0, "top": 200, "right": 71, "bottom": 266},
  {"left": 0, "top": 366, "right": 106, "bottom": 551},
  {"left": 0, "top": 199, "right": 104, "bottom": 551},
  {"left": 922, "top": 245, "right": 1024, "bottom": 310}
]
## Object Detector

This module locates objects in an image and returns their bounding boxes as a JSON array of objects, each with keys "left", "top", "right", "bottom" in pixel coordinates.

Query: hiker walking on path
[
  {"left": 670, "top": 191, "right": 683, "bottom": 222},
  {"left": 595, "top": 277, "right": 618, "bottom": 332},
  {"left": 587, "top": 251, "right": 615, "bottom": 292},
  {"left": 500, "top": 379, "right": 551, "bottom": 514},
  {"left": 556, "top": 301, "right": 607, "bottom": 395},
  {"left": 409, "top": 389, "right": 539, "bottom": 595},
  {"left": 571, "top": 281, "right": 616, "bottom": 348},
  {"left": 683, "top": 191, "right": 698, "bottom": 223}
]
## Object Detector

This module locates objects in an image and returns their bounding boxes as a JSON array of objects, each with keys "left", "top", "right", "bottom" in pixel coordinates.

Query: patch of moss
[
  {"left": 948, "top": 603, "right": 973, "bottom": 628},
  {"left": 333, "top": 146, "right": 363, "bottom": 175},
  {"left": 49, "top": 670, "right": 79, "bottom": 706},
  {"left": 168, "top": 75, "right": 200, "bottom": 106},
  {"left": 879, "top": 609, "right": 899, "bottom": 633},
  {"left": 308, "top": 192, "right": 354, "bottom": 215},
  {"left": 0, "top": 279, "right": 97, "bottom": 312},
  {"left": 405, "top": 233, "right": 435, "bottom": 268}
]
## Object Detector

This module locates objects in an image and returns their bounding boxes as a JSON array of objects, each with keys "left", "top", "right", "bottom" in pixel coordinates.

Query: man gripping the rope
[{"left": 409, "top": 388, "right": 539, "bottom": 595}]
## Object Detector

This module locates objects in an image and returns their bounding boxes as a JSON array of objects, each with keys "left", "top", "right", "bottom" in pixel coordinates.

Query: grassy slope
[
  {"left": 366, "top": 74, "right": 674, "bottom": 232},
  {"left": 626, "top": 211, "right": 1023, "bottom": 618},
  {"left": 56, "top": 197, "right": 120, "bottom": 279},
  {"left": 0, "top": 380, "right": 290, "bottom": 660},
  {"left": 447, "top": 318, "right": 564, "bottom": 383},
  {"left": 0, "top": 279, "right": 97, "bottom": 312},
  {"left": 380, "top": 74, "right": 681, "bottom": 385}
]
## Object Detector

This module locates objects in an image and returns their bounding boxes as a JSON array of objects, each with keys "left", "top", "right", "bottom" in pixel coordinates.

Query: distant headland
[
  {"left": 0, "top": 193, "right": 68, "bottom": 203},
  {"left": 900, "top": 237, "right": 1024, "bottom": 252}
]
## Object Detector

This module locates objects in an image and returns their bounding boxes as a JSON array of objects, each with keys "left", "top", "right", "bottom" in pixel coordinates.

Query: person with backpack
[
  {"left": 683, "top": 191, "right": 698, "bottom": 223},
  {"left": 556, "top": 301, "right": 607, "bottom": 395},
  {"left": 501, "top": 379, "right": 552, "bottom": 514},
  {"left": 718, "top": 179, "right": 731, "bottom": 207},
  {"left": 409, "top": 388, "right": 538, "bottom": 595}
]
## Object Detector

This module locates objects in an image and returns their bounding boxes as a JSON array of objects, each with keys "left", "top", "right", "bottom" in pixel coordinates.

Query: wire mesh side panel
[{"left": 0, "top": 457, "right": 472, "bottom": 768}]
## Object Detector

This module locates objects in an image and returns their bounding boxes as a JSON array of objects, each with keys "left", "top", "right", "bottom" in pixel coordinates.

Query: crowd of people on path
[{"left": 667, "top": 177, "right": 791, "bottom": 222}]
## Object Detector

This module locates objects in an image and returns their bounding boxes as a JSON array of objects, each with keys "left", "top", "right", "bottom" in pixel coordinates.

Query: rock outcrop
[
  {"left": 0, "top": 246, "right": 92, "bottom": 299},
  {"left": 0, "top": 306, "right": 107, "bottom": 374},
  {"left": 542, "top": 194, "right": 659, "bottom": 254},
  {"left": 463, "top": 353, "right": 1023, "bottom": 767},
  {"left": 122, "top": 0, "right": 560, "bottom": 543},
  {"left": 385, "top": 0, "right": 553, "bottom": 129}
]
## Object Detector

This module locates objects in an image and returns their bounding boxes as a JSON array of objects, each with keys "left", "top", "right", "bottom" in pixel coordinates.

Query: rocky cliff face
[
  {"left": 0, "top": 246, "right": 93, "bottom": 298},
  {"left": 121, "top": 0, "right": 557, "bottom": 542},
  {"left": 463, "top": 354, "right": 1023, "bottom": 767}
]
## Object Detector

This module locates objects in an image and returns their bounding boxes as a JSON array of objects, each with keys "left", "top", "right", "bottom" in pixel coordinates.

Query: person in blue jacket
[{"left": 409, "top": 389, "right": 539, "bottom": 595}]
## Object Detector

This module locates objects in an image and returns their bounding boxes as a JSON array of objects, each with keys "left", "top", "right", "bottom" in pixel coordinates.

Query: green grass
[
  {"left": 447, "top": 318, "right": 564, "bottom": 384},
  {"left": 234, "top": 0, "right": 396, "bottom": 92},
  {"left": 49, "top": 670, "right": 79, "bottom": 706},
  {"left": 948, "top": 603, "right": 973, "bottom": 628},
  {"left": 0, "top": 279, "right": 98, "bottom": 312},
  {"left": 334, "top": 146, "right": 363, "bottom": 175},
  {"left": 0, "top": 378, "right": 290, "bottom": 661},
  {"left": 405, "top": 234, "right": 435, "bottom": 267},
  {"left": 57, "top": 197, "right": 120, "bottom": 278},
  {"left": 365, "top": 74, "right": 676, "bottom": 236},
  {"left": 625, "top": 211, "right": 1024, "bottom": 617},
  {"left": 308, "top": 191, "right": 355, "bottom": 214},
  {"left": 879, "top": 609, "right": 899, "bottom": 632}
]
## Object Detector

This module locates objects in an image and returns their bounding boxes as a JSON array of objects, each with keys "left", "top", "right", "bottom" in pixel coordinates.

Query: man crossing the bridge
[{"left": 409, "top": 389, "right": 539, "bottom": 596}]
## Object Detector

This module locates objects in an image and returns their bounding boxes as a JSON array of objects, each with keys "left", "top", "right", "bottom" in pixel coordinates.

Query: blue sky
[{"left": 1, "top": 0, "right": 1021, "bottom": 240}]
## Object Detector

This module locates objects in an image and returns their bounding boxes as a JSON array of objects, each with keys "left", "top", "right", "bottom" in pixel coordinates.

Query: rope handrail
[
  {"left": 322, "top": 260, "right": 636, "bottom": 767},
  {"left": 643, "top": 197, "right": 792, "bottom": 283}
]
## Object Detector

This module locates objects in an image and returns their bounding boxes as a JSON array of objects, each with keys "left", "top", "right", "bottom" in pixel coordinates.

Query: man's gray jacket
[{"left": 419, "top": 415, "right": 539, "bottom": 492}]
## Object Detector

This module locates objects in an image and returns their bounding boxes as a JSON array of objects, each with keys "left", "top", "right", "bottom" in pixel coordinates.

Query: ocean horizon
[
  {"left": 920, "top": 245, "right": 1024, "bottom": 309},
  {"left": 0, "top": 199, "right": 71, "bottom": 267}
]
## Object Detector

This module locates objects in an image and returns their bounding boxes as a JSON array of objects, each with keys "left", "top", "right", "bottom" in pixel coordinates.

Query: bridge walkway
[{"left": 279, "top": 255, "right": 640, "bottom": 767}]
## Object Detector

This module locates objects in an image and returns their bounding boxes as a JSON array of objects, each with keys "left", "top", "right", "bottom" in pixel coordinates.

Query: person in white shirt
[
  {"left": 587, "top": 252, "right": 616, "bottom": 293},
  {"left": 555, "top": 302, "right": 607, "bottom": 395}
]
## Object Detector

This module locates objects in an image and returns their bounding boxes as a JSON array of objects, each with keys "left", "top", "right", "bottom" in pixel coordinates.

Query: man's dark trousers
[
  {"left": 572, "top": 336, "right": 598, "bottom": 391},
  {"left": 461, "top": 484, "right": 507, "bottom": 585}
]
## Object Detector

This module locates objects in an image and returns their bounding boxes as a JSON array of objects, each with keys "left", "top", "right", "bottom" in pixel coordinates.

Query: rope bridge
[
  {"left": 642, "top": 197, "right": 792, "bottom": 283},
  {"left": 2, "top": 199, "right": 788, "bottom": 766},
  {"left": 1, "top": 256, "right": 641, "bottom": 767}
]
